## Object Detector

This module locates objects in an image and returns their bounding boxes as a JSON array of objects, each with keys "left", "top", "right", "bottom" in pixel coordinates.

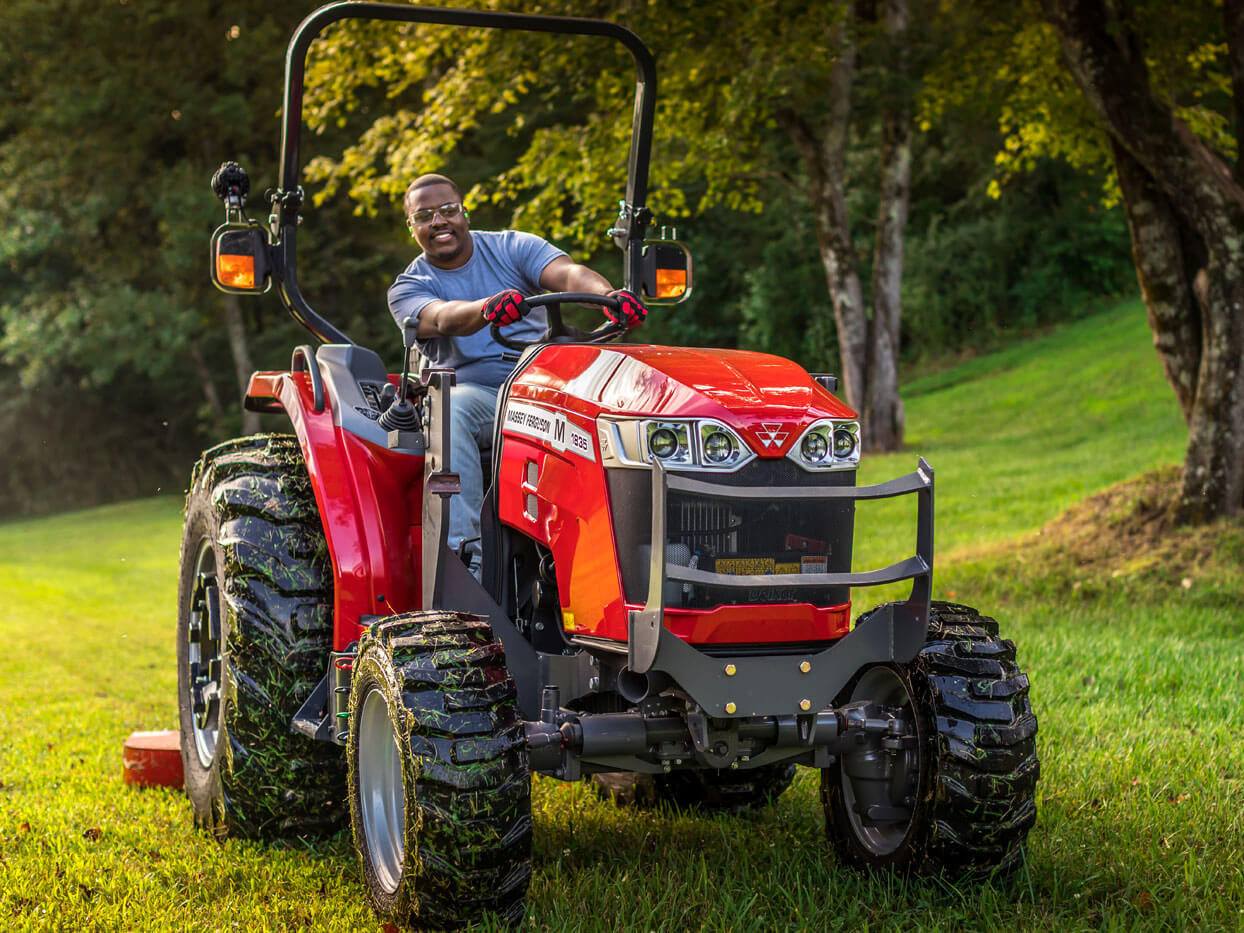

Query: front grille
[
  {"left": 607, "top": 461, "right": 856, "bottom": 609},
  {"left": 672, "top": 497, "right": 739, "bottom": 554}
]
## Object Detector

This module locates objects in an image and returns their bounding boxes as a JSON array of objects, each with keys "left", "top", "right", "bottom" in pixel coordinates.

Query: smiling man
[{"left": 388, "top": 173, "right": 649, "bottom": 576}]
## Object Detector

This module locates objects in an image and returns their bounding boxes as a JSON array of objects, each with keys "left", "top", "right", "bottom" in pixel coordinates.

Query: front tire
[
  {"left": 822, "top": 601, "right": 1039, "bottom": 873},
  {"left": 349, "top": 611, "right": 532, "bottom": 929},
  {"left": 177, "top": 434, "right": 344, "bottom": 839}
]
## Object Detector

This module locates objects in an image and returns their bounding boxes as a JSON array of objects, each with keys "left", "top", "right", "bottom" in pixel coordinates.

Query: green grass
[{"left": 2, "top": 299, "right": 1242, "bottom": 929}]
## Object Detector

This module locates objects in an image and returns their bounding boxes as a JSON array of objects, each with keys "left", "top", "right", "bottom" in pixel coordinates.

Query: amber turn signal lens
[
  {"left": 217, "top": 253, "right": 255, "bottom": 289},
  {"left": 654, "top": 268, "right": 687, "bottom": 298}
]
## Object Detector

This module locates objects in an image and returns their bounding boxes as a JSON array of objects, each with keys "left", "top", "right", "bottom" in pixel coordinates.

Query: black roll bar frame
[{"left": 269, "top": 1, "right": 658, "bottom": 346}]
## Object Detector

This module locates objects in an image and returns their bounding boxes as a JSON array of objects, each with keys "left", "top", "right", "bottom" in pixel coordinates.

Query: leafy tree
[
  {"left": 924, "top": 0, "right": 1244, "bottom": 522},
  {"left": 302, "top": 0, "right": 942, "bottom": 450}
]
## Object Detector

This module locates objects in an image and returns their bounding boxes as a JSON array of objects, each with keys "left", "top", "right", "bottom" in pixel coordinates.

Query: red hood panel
[{"left": 511, "top": 344, "right": 856, "bottom": 456}]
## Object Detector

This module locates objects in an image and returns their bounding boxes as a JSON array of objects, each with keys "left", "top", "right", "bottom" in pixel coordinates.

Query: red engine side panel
[
  {"left": 496, "top": 428, "right": 626, "bottom": 638},
  {"left": 247, "top": 371, "right": 424, "bottom": 651}
]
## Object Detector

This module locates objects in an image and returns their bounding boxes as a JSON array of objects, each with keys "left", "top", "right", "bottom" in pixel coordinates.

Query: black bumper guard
[{"left": 628, "top": 458, "right": 935, "bottom": 718}]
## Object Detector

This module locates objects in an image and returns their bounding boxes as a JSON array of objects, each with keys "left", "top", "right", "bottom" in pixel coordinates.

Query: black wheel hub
[
  {"left": 187, "top": 541, "right": 223, "bottom": 768},
  {"left": 839, "top": 668, "right": 922, "bottom": 856}
]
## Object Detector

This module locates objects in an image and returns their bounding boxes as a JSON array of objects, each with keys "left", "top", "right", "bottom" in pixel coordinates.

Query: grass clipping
[{"left": 970, "top": 467, "right": 1244, "bottom": 604}]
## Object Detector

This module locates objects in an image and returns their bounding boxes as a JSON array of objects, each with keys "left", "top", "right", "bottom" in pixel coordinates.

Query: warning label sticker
[
  {"left": 503, "top": 401, "right": 596, "bottom": 462},
  {"left": 715, "top": 557, "right": 775, "bottom": 576},
  {"left": 713, "top": 555, "right": 830, "bottom": 576}
]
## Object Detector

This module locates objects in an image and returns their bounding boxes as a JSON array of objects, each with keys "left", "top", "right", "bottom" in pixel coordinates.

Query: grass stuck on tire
[
  {"left": 822, "top": 601, "right": 1039, "bottom": 873},
  {"left": 178, "top": 433, "right": 345, "bottom": 839},
  {"left": 348, "top": 611, "right": 533, "bottom": 929}
]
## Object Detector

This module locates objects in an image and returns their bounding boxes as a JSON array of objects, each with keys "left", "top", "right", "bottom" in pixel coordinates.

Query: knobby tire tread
[
  {"left": 350, "top": 611, "right": 532, "bottom": 930},
  {"left": 823, "top": 600, "right": 1039, "bottom": 873},
  {"left": 183, "top": 433, "right": 344, "bottom": 839}
]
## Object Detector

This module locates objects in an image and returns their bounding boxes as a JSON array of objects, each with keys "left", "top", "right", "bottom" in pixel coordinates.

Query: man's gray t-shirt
[{"left": 388, "top": 230, "right": 567, "bottom": 389}]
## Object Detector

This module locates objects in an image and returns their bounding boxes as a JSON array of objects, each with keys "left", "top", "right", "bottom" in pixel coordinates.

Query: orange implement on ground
[{"left": 122, "top": 730, "right": 183, "bottom": 789}]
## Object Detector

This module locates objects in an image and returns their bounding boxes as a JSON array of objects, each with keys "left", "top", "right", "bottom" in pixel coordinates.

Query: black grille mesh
[{"left": 606, "top": 461, "right": 855, "bottom": 608}]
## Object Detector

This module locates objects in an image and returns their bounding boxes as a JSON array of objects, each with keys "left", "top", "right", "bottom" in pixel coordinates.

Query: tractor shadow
[{"left": 523, "top": 773, "right": 1045, "bottom": 928}]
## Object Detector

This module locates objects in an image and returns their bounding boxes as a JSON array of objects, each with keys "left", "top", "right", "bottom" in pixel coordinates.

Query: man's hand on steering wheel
[
  {"left": 605, "top": 289, "right": 648, "bottom": 329},
  {"left": 482, "top": 289, "right": 531, "bottom": 326}
]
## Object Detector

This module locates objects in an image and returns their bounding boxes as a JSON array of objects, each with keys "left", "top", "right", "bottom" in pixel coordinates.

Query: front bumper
[{"left": 627, "top": 458, "right": 935, "bottom": 717}]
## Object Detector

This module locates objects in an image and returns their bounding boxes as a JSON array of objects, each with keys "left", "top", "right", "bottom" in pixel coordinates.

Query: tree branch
[{"left": 1041, "top": 0, "right": 1244, "bottom": 235}]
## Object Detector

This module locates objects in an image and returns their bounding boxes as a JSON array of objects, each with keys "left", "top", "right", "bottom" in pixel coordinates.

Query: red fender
[{"left": 247, "top": 371, "right": 424, "bottom": 651}]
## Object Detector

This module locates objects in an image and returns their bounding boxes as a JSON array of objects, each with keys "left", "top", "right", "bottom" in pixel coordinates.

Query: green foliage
[
  {"left": 920, "top": 0, "right": 1238, "bottom": 202},
  {"left": 902, "top": 162, "right": 1134, "bottom": 354},
  {"left": 301, "top": 0, "right": 848, "bottom": 253},
  {"left": 0, "top": 0, "right": 1172, "bottom": 520}
]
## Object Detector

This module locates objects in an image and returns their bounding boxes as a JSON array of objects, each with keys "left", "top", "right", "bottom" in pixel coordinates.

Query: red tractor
[{"left": 180, "top": 3, "right": 1039, "bottom": 928}]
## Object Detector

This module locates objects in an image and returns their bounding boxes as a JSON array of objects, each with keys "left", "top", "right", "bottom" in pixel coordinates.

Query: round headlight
[
  {"left": 703, "top": 430, "right": 735, "bottom": 463},
  {"left": 649, "top": 427, "right": 679, "bottom": 459},
  {"left": 832, "top": 427, "right": 857, "bottom": 459},
  {"left": 801, "top": 432, "right": 829, "bottom": 463}
]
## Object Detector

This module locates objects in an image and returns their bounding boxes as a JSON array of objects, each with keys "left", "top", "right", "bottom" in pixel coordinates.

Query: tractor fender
[{"left": 245, "top": 367, "right": 426, "bottom": 652}]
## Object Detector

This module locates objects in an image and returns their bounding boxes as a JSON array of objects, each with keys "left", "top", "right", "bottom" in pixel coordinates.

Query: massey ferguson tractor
[{"left": 179, "top": 3, "right": 1039, "bottom": 928}]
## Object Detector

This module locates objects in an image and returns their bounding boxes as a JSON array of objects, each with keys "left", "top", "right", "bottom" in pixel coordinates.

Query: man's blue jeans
[{"left": 447, "top": 383, "right": 500, "bottom": 578}]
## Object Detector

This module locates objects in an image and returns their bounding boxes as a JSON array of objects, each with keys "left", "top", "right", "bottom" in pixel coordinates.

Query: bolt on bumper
[{"left": 626, "top": 458, "right": 935, "bottom": 718}]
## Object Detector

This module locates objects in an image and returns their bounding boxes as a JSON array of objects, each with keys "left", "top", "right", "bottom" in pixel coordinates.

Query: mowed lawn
[{"left": 2, "top": 299, "right": 1242, "bottom": 929}]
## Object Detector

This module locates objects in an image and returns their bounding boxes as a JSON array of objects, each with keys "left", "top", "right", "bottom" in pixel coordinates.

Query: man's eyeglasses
[{"left": 408, "top": 202, "right": 464, "bottom": 226}]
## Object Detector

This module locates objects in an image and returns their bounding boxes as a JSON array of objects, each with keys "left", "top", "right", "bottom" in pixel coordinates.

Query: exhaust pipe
[{"left": 616, "top": 667, "right": 669, "bottom": 704}]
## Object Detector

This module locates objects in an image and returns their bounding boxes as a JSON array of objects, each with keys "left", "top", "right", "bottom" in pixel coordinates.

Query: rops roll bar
[{"left": 270, "top": 2, "right": 658, "bottom": 345}]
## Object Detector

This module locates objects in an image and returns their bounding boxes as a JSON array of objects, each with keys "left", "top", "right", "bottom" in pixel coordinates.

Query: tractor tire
[
  {"left": 177, "top": 434, "right": 345, "bottom": 839},
  {"left": 349, "top": 611, "right": 532, "bottom": 930},
  {"left": 592, "top": 762, "right": 796, "bottom": 813},
  {"left": 822, "top": 601, "right": 1039, "bottom": 873}
]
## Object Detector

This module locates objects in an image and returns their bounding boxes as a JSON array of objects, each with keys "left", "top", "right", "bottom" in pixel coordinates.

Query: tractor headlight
[
  {"left": 800, "top": 432, "right": 829, "bottom": 463},
  {"left": 789, "top": 420, "right": 860, "bottom": 471},
  {"left": 697, "top": 421, "right": 748, "bottom": 468},
  {"left": 703, "top": 431, "right": 734, "bottom": 462},
  {"left": 645, "top": 422, "right": 692, "bottom": 464},
  {"left": 600, "top": 419, "right": 754, "bottom": 470},
  {"left": 832, "top": 424, "right": 859, "bottom": 460}
]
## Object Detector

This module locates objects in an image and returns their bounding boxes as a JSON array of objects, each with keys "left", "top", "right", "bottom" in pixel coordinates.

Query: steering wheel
[{"left": 490, "top": 292, "right": 626, "bottom": 351}]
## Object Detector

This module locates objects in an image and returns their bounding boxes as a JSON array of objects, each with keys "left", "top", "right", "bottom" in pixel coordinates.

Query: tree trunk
[
  {"left": 188, "top": 343, "right": 227, "bottom": 430},
  {"left": 864, "top": 0, "right": 911, "bottom": 452},
  {"left": 1043, "top": 0, "right": 1244, "bottom": 520},
  {"left": 779, "top": 20, "right": 870, "bottom": 417},
  {"left": 1180, "top": 263, "right": 1244, "bottom": 522},
  {"left": 222, "top": 295, "right": 260, "bottom": 435},
  {"left": 1109, "top": 140, "right": 1202, "bottom": 422}
]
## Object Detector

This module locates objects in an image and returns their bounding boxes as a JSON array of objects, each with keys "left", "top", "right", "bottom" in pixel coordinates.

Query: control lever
[{"left": 379, "top": 320, "right": 423, "bottom": 438}]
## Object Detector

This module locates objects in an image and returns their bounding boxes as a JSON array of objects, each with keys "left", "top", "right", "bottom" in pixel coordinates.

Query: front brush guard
[{"left": 627, "top": 458, "right": 935, "bottom": 718}]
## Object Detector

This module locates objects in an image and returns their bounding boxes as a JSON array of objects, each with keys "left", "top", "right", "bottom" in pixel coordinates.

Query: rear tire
[
  {"left": 592, "top": 762, "right": 796, "bottom": 813},
  {"left": 822, "top": 601, "right": 1039, "bottom": 873},
  {"left": 349, "top": 611, "right": 532, "bottom": 929},
  {"left": 177, "top": 434, "right": 344, "bottom": 839}
]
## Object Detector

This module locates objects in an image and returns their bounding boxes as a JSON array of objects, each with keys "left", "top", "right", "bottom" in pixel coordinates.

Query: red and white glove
[
  {"left": 605, "top": 289, "right": 648, "bottom": 329},
  {"left": 482, "top": 289, "right": 530, "bottom": 326}
]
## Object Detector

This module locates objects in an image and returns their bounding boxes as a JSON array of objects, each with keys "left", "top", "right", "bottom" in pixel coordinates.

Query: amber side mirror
[
  {"left": 641, "top": 239, "right": 693, "bottom": 305},
  {"left": 210, "top": 224, "right": 271, "bottom": 295}
]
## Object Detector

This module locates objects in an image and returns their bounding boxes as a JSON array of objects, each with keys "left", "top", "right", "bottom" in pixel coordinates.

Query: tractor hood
[{"left": 508, "top": 344, "right": 856, "bottom": 459}]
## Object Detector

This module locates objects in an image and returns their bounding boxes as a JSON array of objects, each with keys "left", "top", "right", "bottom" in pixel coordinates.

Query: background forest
[{"left": 0, "top": 0, "right": 1199, "bottom": 518}]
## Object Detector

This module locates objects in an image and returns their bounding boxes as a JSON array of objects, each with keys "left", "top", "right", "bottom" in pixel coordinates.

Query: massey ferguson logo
[{"left": 753, "top": 422, "right": 791, "bottom": 449}]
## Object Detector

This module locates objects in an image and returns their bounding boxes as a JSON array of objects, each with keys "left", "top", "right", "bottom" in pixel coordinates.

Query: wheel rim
[
  {"left": 186, "top": 539, "right": 223, "bottom": 769},
  {"left": 840, "top": 666, "right": 921, "bottom": 857},
  {"left": 358, "top": 684, "right": 405, "bottom": 895}
]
